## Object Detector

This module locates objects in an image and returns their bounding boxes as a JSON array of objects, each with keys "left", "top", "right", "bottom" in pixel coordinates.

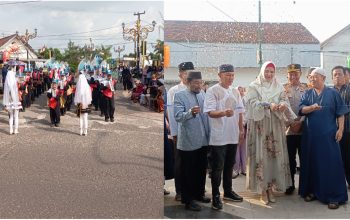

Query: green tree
[
  {"left": 63, "top": 41, "right": 82, "bottom": 71},
  {"left": 152, "top": 40, "right": 164, "bottom": 61},
  {"left": 38, "top": 47, "right": 63, "bottom": 60}
]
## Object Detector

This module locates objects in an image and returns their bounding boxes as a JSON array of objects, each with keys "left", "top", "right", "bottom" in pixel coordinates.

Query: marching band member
[
  {"left": 74, "top": 72, "right": 92, "bottom": 136},
  {"left": 58, "top": 71, "right": 68, "bottom": 116},
  {"left": 101, "top": 70, "right": 116, "bottom": 122},
  {"left": 3, "top": 65, "right": 22, "bottom": 134},
  {"left": 47, "top": 79, "right": 61, "bottom": 127}
]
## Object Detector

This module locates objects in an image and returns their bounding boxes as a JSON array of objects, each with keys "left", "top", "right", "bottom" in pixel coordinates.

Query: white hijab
[
  {"left": 74, "top": 74, "right": 92, "bottom": 109},
  {"left": 3, "top": 68, "right": 20, "bottom": 106},
  {"left": 249, "top": 61, "right": 284, "bottom": 102}
]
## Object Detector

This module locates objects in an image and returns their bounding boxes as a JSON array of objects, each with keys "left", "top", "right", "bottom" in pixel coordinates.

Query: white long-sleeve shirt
[{"left": 166, "top": 82, "right": 187, "bottom": 137}]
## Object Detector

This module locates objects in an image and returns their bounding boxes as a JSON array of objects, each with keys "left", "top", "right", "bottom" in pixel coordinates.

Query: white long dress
[{"left": 245, "top": 61, "right": 296, "bottom": 194}]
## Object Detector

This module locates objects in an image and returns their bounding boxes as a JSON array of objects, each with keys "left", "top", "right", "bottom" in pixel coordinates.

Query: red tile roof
[
  {"left": 165, "top": 20, "right": 319, "bottom": 44},
  {"left": 0, "top": 34, "right": 16, "bottom": 47}
]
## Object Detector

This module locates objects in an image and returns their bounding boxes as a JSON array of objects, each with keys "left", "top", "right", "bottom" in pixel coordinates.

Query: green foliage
[{"left": 39, "top": 41, "right": 114, "bottom": 71}]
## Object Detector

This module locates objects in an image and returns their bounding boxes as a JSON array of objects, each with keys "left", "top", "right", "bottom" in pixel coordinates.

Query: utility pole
[
  {"left": 122, "top": 11, "right": 156, "bottom": 77},
  {"left": 134, "top": 11, "right": 145, "bottom": 74},
  {"left": 258, "top": 0, "right": 263, "bottom": 67}
]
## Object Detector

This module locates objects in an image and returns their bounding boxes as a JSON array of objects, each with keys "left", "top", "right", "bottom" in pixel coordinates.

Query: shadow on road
[
  {"left": 35, "top": 125, "right": 79, "bottom": 136},
  {"left": 164, "top": 204, "right": 242, "bottom": 219},
  {"left": 92, "top": 144, "right": 162, "bottom": 171}
]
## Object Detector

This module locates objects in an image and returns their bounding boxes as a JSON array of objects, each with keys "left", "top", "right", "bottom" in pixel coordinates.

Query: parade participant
[
  {"left": 32, "top": 69, "right": 42, "bottom": 98},
  {"left": 99, "top": 69, "right": 107, "bottom": 117},
  {"left": 2, "top": 62, "right": 8, "bottom": 84},
  {"left": 174, "top": 71, "right": 210, "bottom": 211},
  {"left": 74, "top": 72, "right": 92, "bottom": 136},
  {"left": 47, "top": 80, "right": 61, "bottom": 127},
  {"left": 48, "top": 67, "right": 54, "bottom": 88},
  {"left": 101, "top": 71, "right": 116, "bottom": 122},
  {"left": 43, "top": 67, "right": 49, "bottom": 91},
  {"left": 18, "top": 74, "right": 28, "bottom": 112},
  {"left": 3, "top": 65, "right": 22, "bottom": 134},
  {"left": 58, "top": 71, "right": 67, "bottom": 116},
  {"left": 167, "top": 61, "right": 195, "bottom": 201},
  {"left": 283, "top": 64, "right": 308, "bottom": 195},
  {"left": 25, "top": 69, "right": 35, "bottom": 105},
  {"left": 65, "top": 71, "right": 75, "bottom": 112},
  {"left": 204, "top": 64, "right": 245, "bottom": 210},
  {"left": 245, "top": 61, "right": 295, "bottom": 205},
  {"left": 88, "top": 69, "right": 100, "bottom": 110},
  {"left": 299, "top": 67, "right": 349, "bottom": 209},
  {"left": 232, "top": 86, "right": 247, "bottom": 179},
  {"left": 332, "top": 66, "right": 350, "bottom": 190},
  {"left": 121, "top": 66, "right": 131, "bottom": 91}
]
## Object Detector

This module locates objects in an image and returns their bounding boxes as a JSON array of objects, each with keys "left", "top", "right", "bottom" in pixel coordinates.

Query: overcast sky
[
  {"left": 164, "top": 0, "right": 350, "bottom": 43},
  {"left": 0, "top": 0, "right": 163, "bottom": 57}
]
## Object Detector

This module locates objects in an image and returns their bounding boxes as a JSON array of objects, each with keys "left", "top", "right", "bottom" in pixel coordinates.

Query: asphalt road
[{"left": 0, "top": 85, "right": 163, "bottom": 218}]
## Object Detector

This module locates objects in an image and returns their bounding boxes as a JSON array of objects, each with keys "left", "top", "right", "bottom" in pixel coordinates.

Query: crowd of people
[
  {"left": 164, "top": 61, "right": 350, "bottom": 211},
  {"left": 129, "top": 64, "right": 165, "bottom": 112},
  {"left": 1, "top": 60, "right": 118, "bottom": 136}
]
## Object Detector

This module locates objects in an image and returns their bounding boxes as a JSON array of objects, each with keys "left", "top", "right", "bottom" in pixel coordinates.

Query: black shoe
[
  {"left": 241, "top": 172, "right": 246, "bottom": 176},
  {"left": 185, "top": 201, "right": 201, "bottom": 211},
  {"left": 223, "top": 191, "right": 243, "bottom": 202},
  {"left": 285, "top": 186, "right": 295, "bottom": 195},
  {"left": 304, "top": 193, "right": 316, "bottom": 202},
  {"left": 105, "top": 118, "right": 109, "bottom": 122},
  {"left": 328, "top": 202, "right": 339, "bottom": 209},
  {"left": 110, "top": 118, "right": 115, "bottom": 122},
  {"left": 212, "top": 195, "right": 223, "bottom": 210},
  {"left": 196, "top": 196, "right": 211, "bottom": 203},
  {"left": 55, "top": 124, "right": 59, "bottom": 127}
]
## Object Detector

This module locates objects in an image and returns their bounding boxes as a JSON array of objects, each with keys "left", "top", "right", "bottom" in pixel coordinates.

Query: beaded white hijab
[{"left": 74, "top": 74, "right": 92, "bottom": 109}]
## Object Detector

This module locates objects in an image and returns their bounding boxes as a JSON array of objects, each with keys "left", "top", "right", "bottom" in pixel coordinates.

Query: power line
[
  {"left": 206, "top": 0, "right": 238, "bottom": 22},
  {"left": 0, "top": 1, "right": 41, "bottom": 6},
  {"left": 36, "top": 26, "right": 119, "bottom": 38}
]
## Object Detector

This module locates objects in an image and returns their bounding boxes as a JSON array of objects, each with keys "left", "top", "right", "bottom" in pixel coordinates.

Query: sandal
[
  {"left": 304, "top": 194, "right": 316, "bottom": 202},
  {"left": 328, "top": 202, "right": 339, "bottom": 209}
]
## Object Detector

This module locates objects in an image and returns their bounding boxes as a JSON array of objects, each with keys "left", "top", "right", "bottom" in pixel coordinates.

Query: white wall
[
  {"left": 165, "top": 66, "right": 311, "bottom": 87},
  {"left": 167, "top": 42, "right": 320, "bottom": 68},
  {"left": 0, "top": 38, "right": 38, "bottom": 60},
  {"left": 321, "top": 27, "right": 350, "bottom": 77}
]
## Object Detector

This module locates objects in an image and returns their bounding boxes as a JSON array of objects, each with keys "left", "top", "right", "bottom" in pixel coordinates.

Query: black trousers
[
  {"left": 99, "top": 93, "right": 105, "bottom": 115},
  {"left": 49, "top": 108, "right": 60, "bottom": 124},
  {"left": 104, "top": 96, "right": 115, "bottom": 120},
  {"left": 340, "top": 132, "right": 350, "bottom": 185},
  {"left": 179, "top": 146, "right": 208, "bottom": 204},
  {"left": 173, "top": 141, "right": 182, "bottom": 195},
  {"left": 210, "top": 144, "right": 237, "bottom": 197},
  {"left": 92, "top": 89, "right": 100, "bottom": 110},
  {"left": 286, "top": 135, "right": 302, "bottom": 186}
]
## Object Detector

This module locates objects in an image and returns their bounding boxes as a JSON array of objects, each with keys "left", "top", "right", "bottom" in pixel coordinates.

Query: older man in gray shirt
[{"left": 174, "top": 71, "right": 210, "bottom": 211}]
